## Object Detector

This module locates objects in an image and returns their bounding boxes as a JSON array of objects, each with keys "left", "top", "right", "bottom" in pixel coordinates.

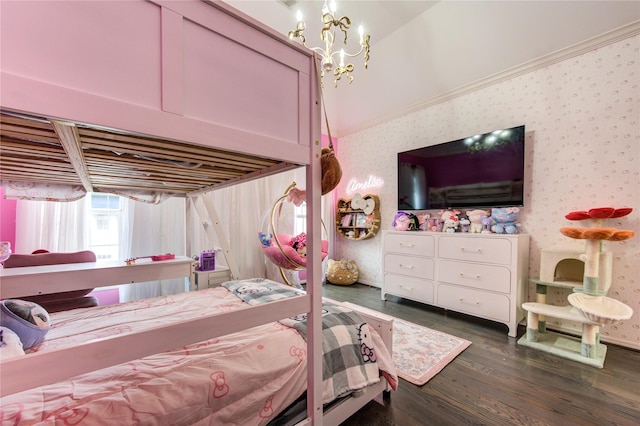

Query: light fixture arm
[{"left": 287, "top": 1, "right": 370, "bottom": 87}]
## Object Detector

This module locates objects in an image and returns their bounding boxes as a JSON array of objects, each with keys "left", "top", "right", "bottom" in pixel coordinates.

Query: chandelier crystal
[{"left": 288, "top": 0, "right": 370, "bottom": 87}]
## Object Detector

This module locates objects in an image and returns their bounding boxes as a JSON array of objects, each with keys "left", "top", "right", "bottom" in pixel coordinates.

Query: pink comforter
[{"left": 0, "top": 286, "right": 394, "bottom": 425}]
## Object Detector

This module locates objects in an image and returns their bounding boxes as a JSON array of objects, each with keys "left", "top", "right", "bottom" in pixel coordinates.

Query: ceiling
[{"left": 226, "top": 1, "right": 639, "bottom": 137}]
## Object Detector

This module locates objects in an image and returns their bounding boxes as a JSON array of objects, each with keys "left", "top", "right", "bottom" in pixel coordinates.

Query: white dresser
[{"left": 382, "top": 231, "right": 529, "bottom": 337}]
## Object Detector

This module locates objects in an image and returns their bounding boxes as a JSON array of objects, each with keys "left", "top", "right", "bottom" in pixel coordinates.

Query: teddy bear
[
  {"left": 491, "top": 207, "right": 521, "bottom": 234},
  {"left": 466, "top": 209, "right": 490, "bottom": 233},
  {"left": 321, "top": 147, "right": 342, "bottom": 195},
  {"left": 439, "top": 209, "right": 460, "bottom": 233},
  {"left": 326, "top": 259, "right": 359, "bottom": 285}
]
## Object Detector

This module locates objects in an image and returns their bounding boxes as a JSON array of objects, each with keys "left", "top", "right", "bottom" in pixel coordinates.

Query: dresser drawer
[
  {"left": 384, "top": 273, "right": 434, "bottom": 304},
  {"left": 437, "top": 284, "right": 510, "bottom": 322},
  {"left": 384, "top": 233, "right": 435, "bottom": 257},
  {"left": 384, "top": 253, "right": 434, "bottom": 280},
  {"left": 438, "top": 259, "right": 511, "bottom": 293},
  {"left": 439, "top": 236, "right": 512, "bottom": 265},
  {"left": 194, "top": 267, "right": 231, "bottom": 290}
]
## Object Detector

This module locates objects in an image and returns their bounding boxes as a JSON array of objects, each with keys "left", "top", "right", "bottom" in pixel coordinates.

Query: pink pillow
[
  {"left": 262, "top": 234, "right": 328, "bottom": 270},
  {"left": 2, "top": 251, "right": 98, "bottom": 309}
]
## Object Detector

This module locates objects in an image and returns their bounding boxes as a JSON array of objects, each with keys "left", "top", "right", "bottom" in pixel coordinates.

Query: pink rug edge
[{"left": 395, "top": 326, "right": 472, "bottom": 386}]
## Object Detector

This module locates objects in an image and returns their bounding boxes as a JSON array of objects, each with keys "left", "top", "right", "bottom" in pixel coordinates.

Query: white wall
[{"left": 333, "top": 35, "right": 640, "bottom": 350}]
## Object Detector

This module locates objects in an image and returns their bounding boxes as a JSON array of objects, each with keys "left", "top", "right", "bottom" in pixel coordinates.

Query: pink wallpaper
[
  {"left": 0, "top": 187, "right": 17, "bottom": 251},
  {"left": 334, "top": 36, "right": 639, "bottom": 350}
]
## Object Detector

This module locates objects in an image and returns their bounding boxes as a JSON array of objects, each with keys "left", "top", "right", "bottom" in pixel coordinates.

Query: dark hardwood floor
[{"left": 321, "top": 283, "right": 640, "bottom": 426}]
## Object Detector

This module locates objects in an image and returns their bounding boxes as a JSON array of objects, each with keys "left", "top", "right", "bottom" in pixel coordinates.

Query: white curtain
[
  {"left": 14, "top": 169, "right": 334, "bottom": 297},
  {"left": 15, "top": 198, "right": 89, "bottom": 253},
  {"left": 119, "top": 196, "right": 187, "bottom": 301},
  {"left": 188, "top": 168, "right": 334, "bottom": 285}
]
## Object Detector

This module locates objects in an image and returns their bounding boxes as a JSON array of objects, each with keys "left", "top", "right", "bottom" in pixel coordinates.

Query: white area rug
[{"left": 393, "top": 319, "right": 471, "bottom": 386}]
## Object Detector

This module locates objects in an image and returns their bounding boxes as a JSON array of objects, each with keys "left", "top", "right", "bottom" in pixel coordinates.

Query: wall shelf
[{"left": 336, "top": 194, "right": 381, "bottom": 240}]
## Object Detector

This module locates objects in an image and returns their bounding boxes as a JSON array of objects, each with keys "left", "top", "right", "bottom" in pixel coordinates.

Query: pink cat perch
[
  {"left": 560, "top": 207, "right": 634, "bottom": 295},
  {"left": 520, "top": 207, "right": 634, "bottom": 367}
]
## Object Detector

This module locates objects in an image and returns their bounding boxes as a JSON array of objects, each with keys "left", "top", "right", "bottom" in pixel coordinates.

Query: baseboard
[{"left": 355, "top": 279, "right": 380, "bottom": 288}]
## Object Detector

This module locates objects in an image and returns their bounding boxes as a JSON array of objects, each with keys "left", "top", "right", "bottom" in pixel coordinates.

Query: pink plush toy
[
  {"left": 466, "top": 209, "right": 489, "bottom": 233},
  {"left": 286, "top": 187, "right": 306, "bottom": 207},
  {"left": 290, "top": 232, "right": 307, "bottom": 257},
  {"left": 392, "top": 212, "right": 419, "bottom": 231}
]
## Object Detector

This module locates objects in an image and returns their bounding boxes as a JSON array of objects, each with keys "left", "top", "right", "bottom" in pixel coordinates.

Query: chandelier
[{"left": 288, "top": 0, "right": 370, "bottom": 87}]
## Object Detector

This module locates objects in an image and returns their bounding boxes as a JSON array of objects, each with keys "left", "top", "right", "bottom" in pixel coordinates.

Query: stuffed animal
[
  {"left": 439, "top": 209, "right": 460, "bottom": 233},
  {"left": 458, "top": 214, "right": 471, "bottom": 233},
  {"left": 290, "top": 232, "right": 307, "bottom": 257},
  {"left": 392, "top": 211, "right": 419, "bottom": 231},
  {"left": 467, "top": 209, "right": 490, "bottom": 233},
  {"left": 0, "top": 327, "right": 25, "bottom": 360},
  {"left": 481, "top": 216, "right": 494, "bottom": 234},
  {"left": 321, "top": 147, "right": 342, "bottom": 195},
  {"left": 258, "top": 232, "right": 272, "bottom": 247},
  {"left": 0, "top": 299, "right": 50, "bottom": 350},
  {"left": 326, "top": 259, "right": 359, "bottom": 285},
  {"left": 416, "top": 213, "right": 431, "bottom": 231},
  {"left": 286, "top": 187, "right": 306, "bottom": 207},
  {"left": 426, "top": 218, "right": 440, "bottom": 232},
  {"left": 491, "top": 207, "right": 521, "bottom": 234}
]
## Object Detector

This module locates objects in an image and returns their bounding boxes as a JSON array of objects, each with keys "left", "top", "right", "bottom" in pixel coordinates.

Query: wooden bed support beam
[
  {"left": 190, "top": 194, "right": 241, "bottom": 280},
  {"left": 52, "top": 120, "right": 94, "bottom": 192}
]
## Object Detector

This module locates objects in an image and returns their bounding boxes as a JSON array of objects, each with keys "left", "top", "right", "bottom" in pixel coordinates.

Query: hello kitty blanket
[
  {"left": 224, "top": 279, "right": 383, "bottom": 402},
  {"left": 0, "top": 279, "right": 395, "bottom": 426}
]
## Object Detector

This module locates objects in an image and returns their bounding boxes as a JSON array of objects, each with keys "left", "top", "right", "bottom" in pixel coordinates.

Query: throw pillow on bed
[{"left": 0, "top": 299, "right": 51, "bottom": 350}]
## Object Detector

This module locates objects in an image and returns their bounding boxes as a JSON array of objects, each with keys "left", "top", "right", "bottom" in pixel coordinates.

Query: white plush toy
[
  {"left": 466, "top": 209, "right": 490, "bottom": 233},
  {"left": 0, "top": 326, "right": 26, "bottom": 360}
]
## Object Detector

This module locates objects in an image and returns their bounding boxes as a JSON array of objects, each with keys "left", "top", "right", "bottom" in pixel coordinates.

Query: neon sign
[{"left": 346, "top": 175, "right": 384, "bottom": 194}]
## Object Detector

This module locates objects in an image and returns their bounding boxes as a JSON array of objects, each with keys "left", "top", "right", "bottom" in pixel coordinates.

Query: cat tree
[{"left": 518, "top": 207, "right": 634, "bottom": 368}]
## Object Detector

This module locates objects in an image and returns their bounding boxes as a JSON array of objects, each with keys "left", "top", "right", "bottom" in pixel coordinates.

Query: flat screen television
[{"left": 398, "top": 125, "right": 525, "bottom": 210}]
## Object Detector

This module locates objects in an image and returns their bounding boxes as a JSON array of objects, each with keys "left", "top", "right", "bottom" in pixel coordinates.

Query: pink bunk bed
[{"left": 0, "top": 1, "right": 396, "bottom": 424}]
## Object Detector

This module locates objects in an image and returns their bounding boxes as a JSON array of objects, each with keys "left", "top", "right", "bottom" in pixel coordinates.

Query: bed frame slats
[{"left": 0, "top": 111, "right": 290, "bottom": 196}]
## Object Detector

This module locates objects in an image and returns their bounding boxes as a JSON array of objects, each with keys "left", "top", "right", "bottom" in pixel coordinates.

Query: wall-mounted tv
[{"left": 398, "top": 125, "right": 525, "bottom": 210}]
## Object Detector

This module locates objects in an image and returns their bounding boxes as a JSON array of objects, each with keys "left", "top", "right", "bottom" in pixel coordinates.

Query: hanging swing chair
[{"left": 258, "top": 182, "right": 329, "bottom": 286}]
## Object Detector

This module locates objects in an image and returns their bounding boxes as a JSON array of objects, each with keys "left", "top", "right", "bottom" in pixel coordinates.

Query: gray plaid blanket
[{"left": 223, "top": 279, "right": 380, "bottom": 402}]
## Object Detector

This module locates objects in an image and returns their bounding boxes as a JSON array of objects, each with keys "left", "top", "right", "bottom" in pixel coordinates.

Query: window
[
  {"left": 293, "top": 203, "right": 306, "bottom": 236},
  {"left": 87, "top": 193, "right": 123, "bottom": 261}
]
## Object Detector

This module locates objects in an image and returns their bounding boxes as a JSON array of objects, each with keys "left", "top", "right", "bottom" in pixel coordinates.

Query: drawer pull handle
[
  {"left": 459, "top": 298, "right": 480, "bottom": 305},
  {"left": 461, "top": 247, "right": 482, "bottom": 253},
  {"left": 399, "top": 243, "right": 415, "bottom": 248},
  {"left": 459, "top": 273, "right": 481, "bottom": 279},
  {"left": 399, "top": 264, "right": 415, "bottom": 270}
]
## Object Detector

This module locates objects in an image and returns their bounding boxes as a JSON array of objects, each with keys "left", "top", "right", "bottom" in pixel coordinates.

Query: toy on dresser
[
  {"left": 467, "top": 209, "right": 489, "bottom": 233},
  {"left": 458, "top": 214, "right": 471, "bottom": 233},
  {"left": 439, "top": 209, "right": 460, "bottom": 233},
  {"left": 416, "top": 213, "right": 431, "bottom": 231},
  {"left": 392, "top": 211, "right": 420, "bottom": 231},
  {"left": 491, "top": 207, "right": 521, "bottom": 234}
]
